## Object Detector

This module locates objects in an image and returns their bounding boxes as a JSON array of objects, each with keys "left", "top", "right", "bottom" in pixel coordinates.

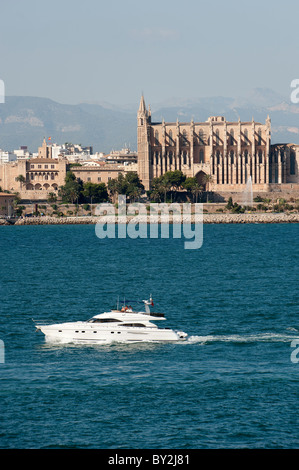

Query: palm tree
[
  {"left": 107, "top": 178, "right": 119, "bottom": 203},
  {"left": 15, "top": 175, "right": 26, "bottom": 190},
  {"left": 47, "top": 192, "right": 57, "bottom": 203},
  {"left": 183, "top": 177, "right": 203, "bottom": 203},
  {"left": 160, "top": 177, "right": 172, "bottom": 202},
  {"left": 203, "top": 174, "right": 213, "bottom": 202},
  {"left": 192, "top": 182, "right": 203, "bottom": 203},
  {"left": 127, "top": 185, "right": 142, "bottom": 203}
]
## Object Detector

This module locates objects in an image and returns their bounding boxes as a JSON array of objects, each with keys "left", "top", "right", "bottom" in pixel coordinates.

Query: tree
[
  {"left": 13, "top": 193, "right": 22, "bottom": 206},
  {"left": 59, "top": 171, "right": 83, "bottom": 204},
  {"left": 126, "top": 184, "right": 142, "bottom": 202},
  {"left": 150, "top": 176, "right": 165, "bottom": 202},
  {"left": 183, "top": 177, "right": 203, "bottom": 203},
  {"left": 82, "top": 182, "right": 108, "bottom": 203},
  {"left": 107, "top": 172, "right": 144, "bottom": 203},
  {"left": 16, "top": 175, "right": 26, "bottom": 190},
  {"left": 47, "top": 192, "right": 57, "bottom": 203},
  {"left": 107, "top": 178, "right": 120, "bottom": 203},
  {"left": 226, "top": 197, "right": 233, "bottom": 210},
  {"left": 203, "top": 174, "right": 213, "bottom": 202},
  {"left": 163, "top": 170, "right": 186, "bottom": 201},
  {"left": 159, "top": 176, "right": 172, "bottom": 202}
]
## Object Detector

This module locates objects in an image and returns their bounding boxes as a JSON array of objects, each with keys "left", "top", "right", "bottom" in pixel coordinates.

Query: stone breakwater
[
  {"left": 0, "top": 218, "right": 10, "bottom": 225},
  {"left": 12, "top": 213, "right": 299, "bottom": 225}
]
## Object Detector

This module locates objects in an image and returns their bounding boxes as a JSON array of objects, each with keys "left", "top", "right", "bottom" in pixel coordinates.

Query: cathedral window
[
  {"left": 290, "top": 152, "right": 296, "bottom": 175},
  {"left": 215, "top": 129, "right": 220, "bottom": 146},
  {"left": 182, "top": 129, "right": 188, "bottom": 146},
  {"left": 199, "top": 149, "right": 204, "bottom": 163},
  {"left": 183, "top": 151, "right": 187, "bottom": 164},
  {"left": 169, "top": 130, "right": 173, "bottom": 145},
  {"left": 259, "top": 150, "right": 263, "bottom": 163},
  {"left": 258, "top": 128, "right": 262, "bottom": 145}
]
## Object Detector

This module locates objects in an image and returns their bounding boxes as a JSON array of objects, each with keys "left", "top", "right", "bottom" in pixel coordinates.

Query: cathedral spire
[{"left": 138, "top": 94, "right": 146, "bottom": 114}]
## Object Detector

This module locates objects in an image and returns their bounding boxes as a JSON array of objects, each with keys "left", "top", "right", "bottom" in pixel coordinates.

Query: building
[
  {"left": 106, "top": 148, "right": 138, "bottom": 165},
  {"left": 0, "top": 157, "right": 67, "bottom": 199},
  {"left": 0, "top": 150, "right": 17, "bottom": 164},
  {"left": 137, "top": 95, "right": 299, "bottom": 193},
  {"left": 0, "top": 192, "right": 15, "bottom": 216},
  {"left": 38, "top": 138, "right": 52, "bottom": 159},
  {"left": 72, "top": 164, "right": 127, "bottom": 185},
  {"left": 14, "top": 146, "right": 32, "bottom": 160},
  {"left": 0, "top": 139, "right": 136, "bottom": 199}
]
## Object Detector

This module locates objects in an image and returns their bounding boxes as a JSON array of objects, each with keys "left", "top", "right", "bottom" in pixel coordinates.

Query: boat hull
[{"left": 36, "top": 323, "right": 187, "bottom": 344}]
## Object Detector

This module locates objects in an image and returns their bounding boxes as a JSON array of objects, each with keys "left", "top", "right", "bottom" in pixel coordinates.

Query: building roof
[
  {"left": 29, "top": 158, "right": 59, "bottom": 163},
  {"left": 0, "top": 192, "right": 15, "bottom": 197}
]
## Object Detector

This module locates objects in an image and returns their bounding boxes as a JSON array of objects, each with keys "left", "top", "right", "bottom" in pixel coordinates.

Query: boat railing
[{"left": 111, "top": 309, "right": 164, "bottom": 317}]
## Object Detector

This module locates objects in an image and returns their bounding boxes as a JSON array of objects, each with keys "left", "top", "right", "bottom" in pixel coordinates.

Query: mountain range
[{"left": 0, "top": 88, "right": 298, "bottom": 154}]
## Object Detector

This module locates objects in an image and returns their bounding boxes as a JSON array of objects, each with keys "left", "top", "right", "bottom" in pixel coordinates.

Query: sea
[{"left": 0, "top": 222, "right": 298, "bottom": 451}]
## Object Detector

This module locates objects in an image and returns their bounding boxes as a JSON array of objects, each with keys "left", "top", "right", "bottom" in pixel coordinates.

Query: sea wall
[
  {"left": 13, "top": 212, "right": 299, "bottom": 225},
  {"left": 0, "top": 218, "right": 10, "bottom": 225}
]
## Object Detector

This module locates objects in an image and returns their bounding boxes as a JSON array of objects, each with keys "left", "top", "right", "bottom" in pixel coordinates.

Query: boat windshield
[{"left": 88, "top": 318, "right": 120, "bottom": 323}]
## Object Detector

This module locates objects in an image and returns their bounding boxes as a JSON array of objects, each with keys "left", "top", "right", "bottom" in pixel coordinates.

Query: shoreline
[{"left": 3, "top": 212, "right": 299, "bottom": 225}]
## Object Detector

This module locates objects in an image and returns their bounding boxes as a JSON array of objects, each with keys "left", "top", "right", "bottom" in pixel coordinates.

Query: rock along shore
[{"left": 13, "top": 212, "right": 299, "bottom": 225}]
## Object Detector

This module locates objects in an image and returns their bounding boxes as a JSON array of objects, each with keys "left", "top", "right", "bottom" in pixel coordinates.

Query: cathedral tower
[{"left": 137, "top": 95, "right": 151, "bottom": 190}]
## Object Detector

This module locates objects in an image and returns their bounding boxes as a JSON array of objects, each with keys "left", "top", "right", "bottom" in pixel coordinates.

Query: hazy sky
[{"left": 1, "top": 0, "right": 298, "bottom": 106}]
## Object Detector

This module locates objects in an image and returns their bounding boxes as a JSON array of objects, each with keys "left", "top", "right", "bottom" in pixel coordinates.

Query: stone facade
[
  {"left": 38, "top": 138, "right": 52, "bottom": 159},
  {"left": 0, "top": 192, "right": 15, "bottom": 216},
  {"left": 0, "top": 156, "right": 134, "bottom": 200},
  {"left": 0, "top": 157, "right": 67, "bottom": 199},
  {"left": 71, "top": 163, "right": 137, "bottom": 185},
  {"left": 137, "top": 96, "right": 299, "bottom": 192}
]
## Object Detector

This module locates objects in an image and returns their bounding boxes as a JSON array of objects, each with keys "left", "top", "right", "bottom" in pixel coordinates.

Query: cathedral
[{"left": 137, "top": 96, "right": 299, "bottom": 193}]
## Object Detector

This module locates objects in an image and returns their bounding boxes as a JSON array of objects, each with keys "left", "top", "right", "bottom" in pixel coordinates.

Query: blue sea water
[{"left": 0, "top": 223, "right": 298, "bottom": 449}]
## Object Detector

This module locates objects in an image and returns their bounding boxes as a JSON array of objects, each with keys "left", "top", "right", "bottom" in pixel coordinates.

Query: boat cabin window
[
  {"left": 121, "top": 323, "right": 146, "bottom": 327},
  {"left": 89, "top": 318, "right": 120, "bottom": 323}
]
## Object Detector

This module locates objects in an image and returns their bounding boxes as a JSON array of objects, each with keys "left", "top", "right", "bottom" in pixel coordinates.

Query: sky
[{"left": 0, "top": 0, "right": 299, "bottom": 107}]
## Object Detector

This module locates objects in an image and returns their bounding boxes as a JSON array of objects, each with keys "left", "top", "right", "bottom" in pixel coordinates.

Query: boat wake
[{"left": 185, "top": 331, "right": 299, "bottom": 345}]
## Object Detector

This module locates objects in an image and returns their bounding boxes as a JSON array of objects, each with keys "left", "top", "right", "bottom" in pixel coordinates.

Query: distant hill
[
  {"left": 0, "top": 89, "right": 298, "bottom": 153},
  {"left": 0, "top": 97, "right": 137, "bottom": 153}
]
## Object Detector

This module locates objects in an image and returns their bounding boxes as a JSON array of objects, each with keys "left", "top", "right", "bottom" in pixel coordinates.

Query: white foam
[{"left": 185, "top": 332, "right": 298, "bottom": 344}]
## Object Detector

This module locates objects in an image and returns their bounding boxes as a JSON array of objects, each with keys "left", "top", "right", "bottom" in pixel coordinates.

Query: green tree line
[
  {"left": 58, "top": 171, "right": 144, "bottom": 204},
  {"left": 57, "top": 170, "right": 213, "bottom": 204}
]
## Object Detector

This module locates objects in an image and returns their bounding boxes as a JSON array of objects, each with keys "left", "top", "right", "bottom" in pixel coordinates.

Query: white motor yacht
[{"left": 35, "top": 297, "right": 188, "bottom": 344}]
